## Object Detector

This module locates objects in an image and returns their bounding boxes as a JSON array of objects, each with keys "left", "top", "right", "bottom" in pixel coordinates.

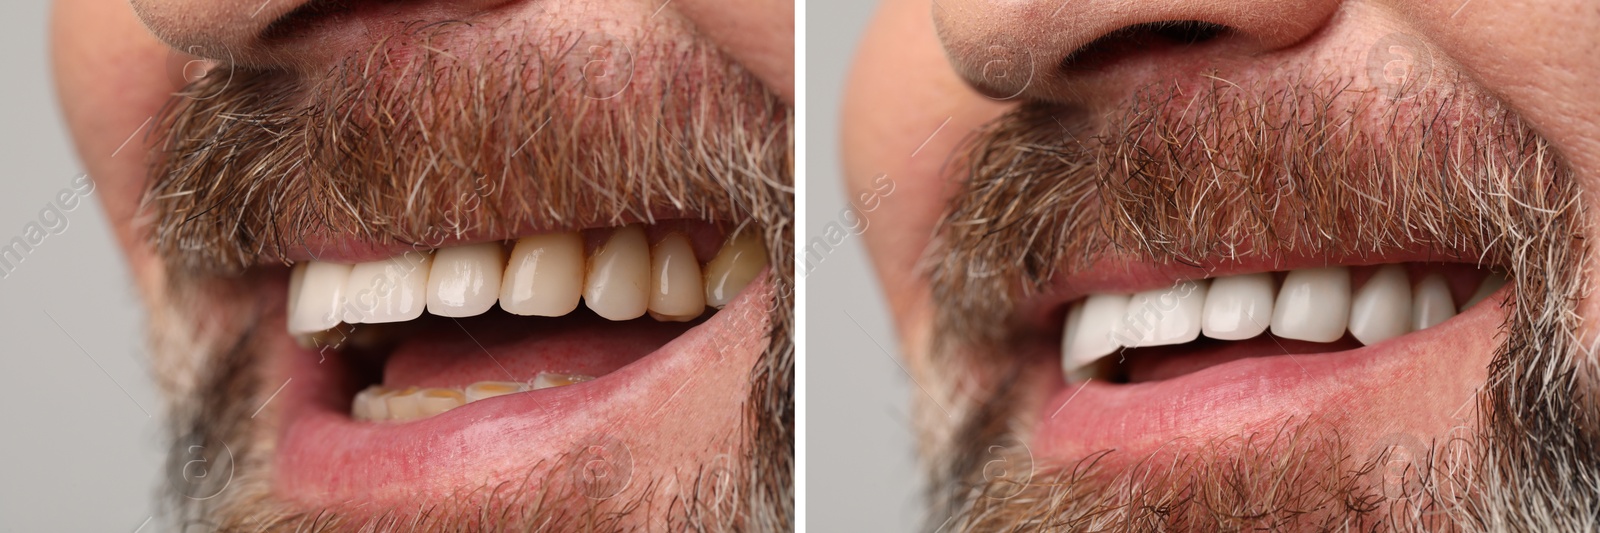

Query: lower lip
[
  {"left": 1030, "top": 292, "right": 1503, "bottom": 462},
  {"left": 268, "top": 274, "right": 772, "bottom": 505}
]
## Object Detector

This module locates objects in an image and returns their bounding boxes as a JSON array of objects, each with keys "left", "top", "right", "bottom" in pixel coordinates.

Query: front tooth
[
  {"left": 427, "top": 243, "right": 505, "bottom": 318},
  {"left": 1347, "top": 265, "right": 1412, "bottom": 346},
  {"left": 1461, "top": 272, "right": 1509, "bottom": 311},
  {"left": 288, "top": 262, "right": 354, "bottom": 334},
  {"left": 500, "top": 232, "right": 585, "bottom": 317},
  {"left": 648, "top": 233, "right": 706, "bottom": 322},
  {"left": 1412, "top": 273, "right": 1456, "bottom": 330},
  {"left": 531, "top": 372, "right": 596, "bottom": 390},
  {"left": 1202, "top": 273, "right": 1275, "bottom": 341},
  {"left": 343, "top": 251, "right": 433, "bottom": 324},
  {"left": 414, "top": 388, "right": 466, "bottom": 418},
  {"left": 703, "top": 231, "right": 768, "bottom": 308},
  {"left": 1118, "top": 280, "right": 1208, "bottom": 348},
  {"left": 584, "top": 225, "right": 650, "bottom": 321},
  {"left": 1270, "top": 266, "right": 1351, "bottom": 343},
  {"left": 464, "top": 381, "right": 526, "bottom": 403},
  {"left": 1062, "top": 293, "right": 1129, "bottom": 372}
]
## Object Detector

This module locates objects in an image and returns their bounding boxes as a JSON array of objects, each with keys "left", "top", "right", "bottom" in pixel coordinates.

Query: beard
[
  {"left": 140, "top": 25, "right": 793, "bottom": 531},
  {"left": 921, "top": 74, "right": 1600, "bottom": 531}
]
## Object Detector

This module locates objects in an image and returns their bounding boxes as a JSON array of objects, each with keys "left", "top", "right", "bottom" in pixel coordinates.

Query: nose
[
  {"left": 932, "top": 0, "right": 1341, "bottom": 100},
  {"left": 130, "top": 0, "right": 518, "bottom": 66}
]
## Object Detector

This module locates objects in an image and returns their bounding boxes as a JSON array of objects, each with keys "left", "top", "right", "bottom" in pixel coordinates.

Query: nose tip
[{"left": 933, "top": 0, "right": 1341, "bottom": 100}]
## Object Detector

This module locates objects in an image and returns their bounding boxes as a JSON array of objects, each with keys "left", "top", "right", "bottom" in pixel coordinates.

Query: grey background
[
  {"left": 0, "top": 2, "right": 164, "bottom": 532},
  {"left": 806, "top": 0, "right": 926, "bottom": 531}
]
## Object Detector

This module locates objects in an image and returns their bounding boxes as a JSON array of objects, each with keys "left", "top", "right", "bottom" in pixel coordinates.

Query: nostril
[
  {"left": 260, "top": 0, "right": 363, "bottom": 43},
  {"left": 1060, "top": 21, "right": 1231, "bottom": 72}
]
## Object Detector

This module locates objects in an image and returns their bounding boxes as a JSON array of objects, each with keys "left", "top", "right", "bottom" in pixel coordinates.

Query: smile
[
  {"left": 1061, "top": 264, "right": 1508, "bottom": 383},
  {"left": 1028, "top": 256, "right": 1510, "bottom": 460},
  {"left": 284, "top": 223, "right": 766, "bottom": 424},
  {"left": 261, "top": 221, "right": 774, "bottom": 504}
]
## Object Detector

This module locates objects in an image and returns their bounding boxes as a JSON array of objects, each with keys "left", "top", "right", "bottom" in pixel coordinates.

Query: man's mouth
[
  {"left": 1060, "top": 263, "right": 1508, "bottom": 384},
  {"left": 283, "top": 223, "right": 766, "bottom": 424}
]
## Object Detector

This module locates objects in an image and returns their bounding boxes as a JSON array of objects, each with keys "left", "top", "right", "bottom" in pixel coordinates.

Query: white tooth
[
  {"left": 343, "top": 251, "right": 433, "bottom": 324},
  {"left": 703, "top": 231, "right": 768, "bottom": 308},
  {"left": 414, "top": 388, "right": 466, "bottom": 418},
  {"left": 1062, "top": 293, "right": 1129, "bottom": 372},
  {"left": 1270, "top": 266, "right": 1351, "bottom": 343},
  {"left": 427, "top": 243, "right": 505, "bottom": 318},
  {"left": 1412, "top": 273, "right": 1456, "bottom": 330},
  {"left": 584, "top": 225, "right": 650, "bottom": 321},
  {"left": 1347, "top": 265, "right": 1413, "bottom": 346},
  {"left": 648, "top": 233, "right": 706, "bottom": 322},
  {"left": 500, "top": 232, "right": 586, "bottom": 317},
  {"left": 1461, "top": 272, "right": 1508, "bottom": 311},
  {"left": 1117, "top": 280, "right": 1208, "bottom": 348},
  {"left": 384, "top": 387, "right": 424, "bottom": 420},
  {"left": 464, "top": 381, "right": 526, "bottom": 403},
  {"left": 288, "top": 261, "right": 354, "bottom": 334},
  {"left": 1202, "top": 273, "right": 1275, "bottom": 341},
  {"left": 531, "top": 372, "right": 596, "bottom": 390}
]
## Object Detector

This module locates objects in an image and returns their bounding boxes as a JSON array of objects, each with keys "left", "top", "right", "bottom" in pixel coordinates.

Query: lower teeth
[{"left": 351, "top": 372, "right": 596, "bottom": 422}]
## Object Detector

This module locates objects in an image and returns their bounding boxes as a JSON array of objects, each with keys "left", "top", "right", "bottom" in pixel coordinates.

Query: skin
[
  {"left": 844, "top": 0, "right": 1600, "bottom": 499},
  {"left": 51, "top": 0, "right": 791, "bottom": 527}
]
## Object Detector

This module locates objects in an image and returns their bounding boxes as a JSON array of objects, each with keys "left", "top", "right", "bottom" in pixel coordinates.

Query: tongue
[
  {"left": 1120, "top": 334, "right": 1364, "bottom": 382},
  {"left": 378, "top": 309, "right": 701, "bottom": 388}
]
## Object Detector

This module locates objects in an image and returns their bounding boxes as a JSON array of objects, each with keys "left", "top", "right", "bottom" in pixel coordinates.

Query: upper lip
[{"left": 275, "top": 211, "right": 724, "bottom": 266}]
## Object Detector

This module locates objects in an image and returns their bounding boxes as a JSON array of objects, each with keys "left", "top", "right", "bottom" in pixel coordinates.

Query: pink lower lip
[
  {"left": 1030, "top": 287, "right": 1505, "bottom": 462},
  {"left": 269, "top": 273, "right": 772, "bottom": 505}
]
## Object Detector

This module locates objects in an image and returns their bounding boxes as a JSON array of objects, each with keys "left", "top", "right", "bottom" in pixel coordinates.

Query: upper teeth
[
  {"left": 1062, "top": 266, "right": 1508, "bottom": 380},
  {"left": 286, "top": 227, "right": 767, "bottom": 336}
]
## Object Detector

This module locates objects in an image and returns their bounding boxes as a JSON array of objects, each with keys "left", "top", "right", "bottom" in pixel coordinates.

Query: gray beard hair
[
  {"left": 139, "top": 26, "right": 794, "bottom": 532},
  {"left": 920, "top": 74, "right": 1600, "bottom": 531}
]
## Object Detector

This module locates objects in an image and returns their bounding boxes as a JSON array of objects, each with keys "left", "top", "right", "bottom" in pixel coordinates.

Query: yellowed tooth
[
  {"left": 464, "top": 381, "right": 526, "bottom": 403},
  {"left": 384, "top": 387, "right": 423, "bottom": 420},
  {"left": 501, "top": 232, "right": 586, "bottom": 317},
  {"left": 352, "top": 386, "right": 375, "bottom": 421},
  {"left": 288, "top": 261, "right": 307, "bottom": 319},
  {"left": 414, "top": 388, "right": 466, "bottom": 418},
  {"left": 344, "top": 251, "right": 433, "bottom": 324},
  {"left": 1462, "top": 271, "right": 1509, "bottom": 311},
  {"left": 703, "top": 231, "right": 767, "bottom": 308},
  {"left": 352, "top": 385, "right": 392, "bottom": 421},
  {"left": 531, "top": 372, "right": 596, "bottom": 390},
  {"left": 584, "top": 225, "right": 650, "bottom": 321},
  {"left": 365, "top": 387, "right": 394, "bottom": 421},
  {"left": 648, "top": 233, "right": 706, "bottom": 322},
  {"left": 426, "top": 242, "right": 505, "bottom": 318}
]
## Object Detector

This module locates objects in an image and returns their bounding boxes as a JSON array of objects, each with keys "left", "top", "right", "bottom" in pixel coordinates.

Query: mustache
[
  {"left": 922, "top": 77, "right": 1600, "bottom": 529},
  {"left": 144, "top": 29, "right": 792, "bottom": 277}
]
